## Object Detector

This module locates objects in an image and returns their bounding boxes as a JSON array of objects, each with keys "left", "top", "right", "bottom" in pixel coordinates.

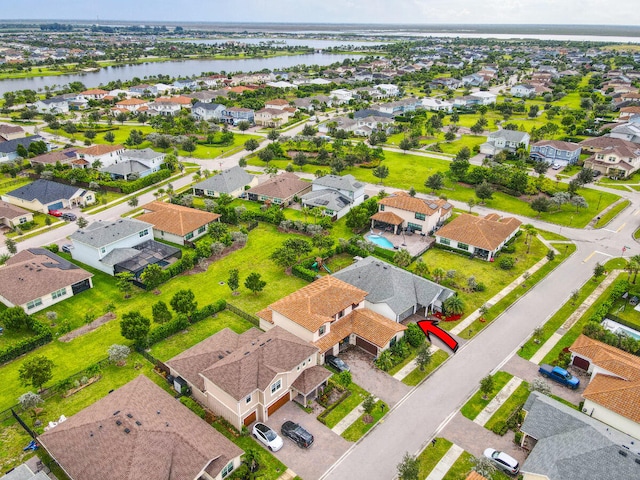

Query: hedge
[
  {"left": 180, "top": 396, "right": 206, "bottom": 419},
  {"left": 0, "top": 320, "right": 53, "bottom": 365},
  {"left": 589, "top": 279, "right": 628, "bottom": 323},
  {"left": 292, "top": 264, "right": 319, "bottom": 282},
  {"left": 102, "top": 169, "right": 172, "bottom": 194}
]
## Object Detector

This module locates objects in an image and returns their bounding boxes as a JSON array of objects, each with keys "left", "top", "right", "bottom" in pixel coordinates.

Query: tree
[
  {"left": 413, "top": 258, "right": 430, "bottom": 279},
  {"left": 170, "top": 289, "right": 198, "bottom": 318},
  {"left": 283, "top": 238, "right": 312, "bottom": 261},
  {"left": 570, "top": 195, "right": 588, "bottom": 212},
  {"left": 5, "top": 238, "right": 17, "bottom": 255},
  {"left": 443, "top": 295, "right": 465, "bottom": 316},
  {"left": 424, "top": 172, "right": 445, "bottom": 194},
  {"left": 1, "top": 306, "right": 31, "bottom": 330},
  {"left": 393, "top": 248, "right": 412, "bottom": 268},
  {"left": 258, "top": 148, "right": 275, "bottom": 163},
  {"left": 372, "top": 165, "right": 390, "bottom": 185},
  {"left": 125, "top": 129, "right": 144, "bottom": 146},
  {"left": 467, "top": 198, "right": 476, "bottom": 213},
  {"left": 336, "top": 370, "right": 352, "bottom": 389},
  {"left": 141, "top": 263, "right": 165, "bottom": 291},
  {"left": 267, "top": 129, "right": 280, "bottom": 141},
  {"left": 128, "top": 196, "right": 139, "bottom": 208},
  {"left": 593, "top": 262, "right": 605, "bottom": 280},
  {"left": 227, "top": 269, "right": 240, "bottom": 294},
  {"left": 302, "top": 124, "right": 316, "bottom": 136},
  {"left": 103, "top": 131, "right": 116, "bottom": 144},
  {"left": 529, "top": 378, "right": 551, "bottom": 396},
  {"left": 449, "top": 156, "right": 470, "bottom": 181},
  {"left": 119, "top": 311, "right": 150, "bottom": 345},
  {"left": 115, "top": 271, "right": 135, "bottom": 298},
  {"left": 533, "top": 160, "right": 550, "bottom": 176},
  {"left": 271, "top": 247, "right": 298, "bottom": 270},
  {"left": 479, "top": 374, "right": 495, "bottom": 400},
  {"left": 18, "top": 355, "right": 55, "bottom": 392},
  {"left": 116, "top": 112, "right": 128, "bottom": 125},
  {"left": 108, "top": 344, "right": 131, "bottom": 365},
  {"left": 237, "top": 120, "right": 251, "bottom": 131},
  {"left": 18, "top": 391, "right": 43, "bottom": 417},
  {"left": 245, "top": 272, "right": 266, "bottom": 295},
  {"left": 399, "top": 138, "right": 412, "bottom": 153},
  {"left": 576, "top": 168, "right": 595, "bottom": 186},
  {"left": 152, "top": 301, "right": 173, "bottom": 324},
  {"left": 530, "top": 196, "right": 552, "bottom": 217},
  {"left": 472, "top": 456, "right": 497, "bottom": 478},
  {"left": 416, "top": 343, "right": 433, "bottom": 371},
  {"left": 474, "top": 181, "right": 493, "bottom": 204},
  {"left": 76, "top": 217, "right": 89, "bottom": 229},
  {"left": 362, "top": 394, "right": 376, "bottom": 422},
  {"left": 244, "top": 138, "right": 259, "bottom": 151},
  {"left": 397, "top": 452, "right": 419, "bottom": 480}
]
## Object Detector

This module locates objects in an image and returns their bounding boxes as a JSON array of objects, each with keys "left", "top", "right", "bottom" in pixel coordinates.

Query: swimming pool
[
  {"left": 602, "top": 318, "right": 640, "bottom": 341},
  {"left": 366, "top": 234, "right": 395, "bottom": 250}
]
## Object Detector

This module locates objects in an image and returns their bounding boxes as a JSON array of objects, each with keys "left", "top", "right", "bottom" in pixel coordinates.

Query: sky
[{"left": 4, "top": 0, "right": 640, "bottom": 26}]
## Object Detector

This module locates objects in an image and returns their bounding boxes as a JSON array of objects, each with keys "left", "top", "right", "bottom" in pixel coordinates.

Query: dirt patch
[
  {"left": 183, "top": 243, "right": 245, "bottom": 275},
  {"left": 59, "top": 312, "right": 116, "bottom": 342}
]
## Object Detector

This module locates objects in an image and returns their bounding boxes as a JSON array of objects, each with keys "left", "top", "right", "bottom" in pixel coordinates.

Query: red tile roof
[{"left": 436, "top": 213, "right": 521, "bottom": 251}]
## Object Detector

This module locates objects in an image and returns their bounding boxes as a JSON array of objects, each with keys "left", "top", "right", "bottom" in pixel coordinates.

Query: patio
[{"left": 367, "top": 229, "right": 435, "bottom": 257}]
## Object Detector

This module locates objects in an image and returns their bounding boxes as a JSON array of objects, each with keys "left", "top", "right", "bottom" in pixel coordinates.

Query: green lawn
[
  {"left": 416, "top": 437, "right": 454, "bottom": 478},
  {"left": 321, "top": 382, "right": 368, "bottom": 429},
  {"left": 594, "top": 200, "right": 630, "bottom": 228},
  {"left": 340, "top": 400, "right": 388, "bottom": 442},
  {"left": 0, "top": 176, "right": 30, "bottom": 195},
  {"left": 460, "top": 371, "right": 513, "bottom": 420},
  {"left": 541, "top": 274, "right": 626, "bottom": 365},
  {"left": 402, "top": 349, "right": 449, "bottom": 386},
  {"left": 484, "top": 382, "right": 530, "bottom": 433},
  {"left": 442, "top": 451, "right": 476, "bottom": 480},
  {"left": 537, "top": 230, "right": 569, "bottom": 242}
]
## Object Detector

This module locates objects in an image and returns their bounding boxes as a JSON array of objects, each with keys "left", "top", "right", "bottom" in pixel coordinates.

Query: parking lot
[{"left": 258, "top": 401, "right": 350, "bottom": 480}]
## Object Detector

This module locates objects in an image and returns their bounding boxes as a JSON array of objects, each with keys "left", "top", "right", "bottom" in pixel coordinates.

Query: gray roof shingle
[
  {"left": 0, "top": 135, "right": 45, "bottom": 154},
  {"left": 313, "top": 174, "right": 363, "bottom": 192},
  {"left": 70, "top": 218, "right": 152, "bottom": 248},
  {"left": 6, "top": 179, "right": 83, "bottom": 204},
  {"left": 193, "top": 166, "right": 254, "bottom": 195},
  {"left": 301, "top": 189, "right": 352, "bottom": 211}
]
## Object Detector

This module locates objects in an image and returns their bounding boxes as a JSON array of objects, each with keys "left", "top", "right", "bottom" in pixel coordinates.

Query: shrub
[
  {"left": 180, "top": 396, "right": 206, "bottom": 418},
  {"left": 405, "top": 323, "right": 424, "bottom": 348},
  {"left": 499, "top": 256, "right": 515, "bottom": 270}
]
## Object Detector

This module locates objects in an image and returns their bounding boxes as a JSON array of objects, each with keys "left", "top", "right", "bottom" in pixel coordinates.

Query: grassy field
[
  {"left": 416, "top": 437, "right": 453, "bottom": 479},
  {"left": 460, "top": 371, "right": 513, "bottom": 420},
  {"left": 484, "top": 381, "right": 530, "bottom": 433},
  {"left": 594, "top": 200, "right": 630, "bottom": 228},
  {"left": 402, "top": 350, "right": 449, "bottom": 386},
  {"left": 340, "top": 399, "right": 388, "bottom": 442},
  {"left": 321, "top": 382, "right": 368, "bottom": 429},
  {"left": 442, "top": 451, "right": 476, "bottom": 480}
]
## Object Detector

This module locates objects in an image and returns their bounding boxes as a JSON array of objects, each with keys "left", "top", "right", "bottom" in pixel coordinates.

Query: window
[
  {"left": 198, "top": 226, "right": 206, "bottom": 234},
  {"left": 222, "top": 461, "right": 234, "bottom": 478},
  {"left": 245, "top": 394, "right": 251, "bottom": 404},
  {"left": 27, "top": 298, "right": 42, "bottom": 310},
  {"left": 139, "top": 229, "right": 149, "bottom": 237},
  {"left": 379, "top": 205, "right": 385, "bottom": 211},
  {"left": 415, "top": 212, "right": 426, "bottom": 221},
  {"left": 338, "top": 309, "right": 345, "bottom": 318},
  {"left": 185, "top": 232, "right": 194, "bottom": 240},
  {"left": 52, "top": 288, "right": 67, "bottom": 300},
  {"left": 390, "top": 336, "right": 397, "bottom": 347},
  {"left": 206, "top": 190, "right": 215, "bottom": 197},
  {"left": 319, "top": 325, "right": 326, "bottom": 336},
  {"left": 457, "top": 242, "right": 469, "bottom": 251},
  {"left": 100, "top": 247, "right": 106, "bottom": 254},
  {"left": 271, "top": 379, "right": 282, "bottom": 394},
  {"left": 19, "top": 217, "right": 27, "bottom": 224},
  {"left": 440, "top": 238, "right": 451, "bottom": 246},
  {"left": 407, "top": 222, "right": 422, "bottom": 232}
]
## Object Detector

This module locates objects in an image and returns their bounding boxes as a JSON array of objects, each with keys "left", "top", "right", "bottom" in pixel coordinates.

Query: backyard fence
[{"left": 226, "top": 303, "right": 260, "bottom": 327}]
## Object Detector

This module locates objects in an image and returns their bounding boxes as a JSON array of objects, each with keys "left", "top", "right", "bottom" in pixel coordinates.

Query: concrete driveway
[
  {"left": 340, "top": 348, "right": 411, "bottom": 407},
  {"left": 262, "top": 401, "right": 350, "bottom": 480}
]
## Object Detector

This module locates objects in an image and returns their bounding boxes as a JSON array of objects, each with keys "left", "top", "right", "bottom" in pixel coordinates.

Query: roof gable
[
  {"left": 137, "top": 201, "right": 221, "bottom": 236},
  {"left": 436, "top": 213, "right": 521, "bottom": 251}
]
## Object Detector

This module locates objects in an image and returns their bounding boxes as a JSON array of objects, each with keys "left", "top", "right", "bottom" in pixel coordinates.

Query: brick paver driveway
[
  {"left": 262, "top": 401, "right": 350, "bottom": 480},
  {"left": 340, "top": 348, "right": 411, "bottom": 407}
]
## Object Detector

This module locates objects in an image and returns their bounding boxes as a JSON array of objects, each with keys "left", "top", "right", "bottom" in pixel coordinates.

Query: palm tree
[
  {"left": 631, "top": 255, "right": 640, "bottom": 283},
  {"left": 443, "top": 295, "right": 465, "bottom": 316},
  {"left": 522, "top": 224, "right": 537, "bottom": 254},
  {"left": 301, "top": 206, "right": 311, "bottom": 223},
  {"left": 432, "top": 267, "right": 446, "bottom": 283}
]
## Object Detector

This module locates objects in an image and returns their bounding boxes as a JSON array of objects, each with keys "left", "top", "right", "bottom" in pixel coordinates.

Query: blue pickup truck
[{"left": 538, "top": 364, "right": 580, "bottom": 389}]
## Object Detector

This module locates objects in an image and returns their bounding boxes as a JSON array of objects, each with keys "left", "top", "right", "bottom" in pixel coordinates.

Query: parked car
[
  {"left": 252, "top": 422, "right": 283, "bottom": 451},
  {"left": 483, "top": 448, "right": 520, "bottom": 475},
  {"left": 281, "top": 421, "right": 314, "bottom": 448},
  {"left": 538, "top": 364, "right": 580, "bottom": 389},
  {"left": 48, "top": 210, "right": 63, "bottom": 217},
  {"left": 592, "top": 170, "right": 601, "bottom": 177},
  {"left": 61, "top": 244, "right": 73, "bottom": 253},
  {"left": 325, "top": 354, "right": 350, "bottom": 372},
  {"left": 552, "top": 163, "right": 561, "bottom": 170},
  {"left": 61, "top": 212, "right": 77, "bottom": 222}
]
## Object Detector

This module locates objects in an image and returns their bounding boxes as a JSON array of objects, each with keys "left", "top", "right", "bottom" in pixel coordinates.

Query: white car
[
  {"left": 483, "top": 448, "right": 520, "bottom": 475},
  {"left": 252, "top": 422, "right": 283, "bottom": 451},
  {"left": 551, "top": 163, "right": 561, "bottom": 170}
]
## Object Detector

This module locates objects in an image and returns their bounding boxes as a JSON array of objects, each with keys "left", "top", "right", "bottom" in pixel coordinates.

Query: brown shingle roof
[
  {"left": 78, "top": 144, "right": 123, "bottom": 156},
  {"left": 0, "top": 124, "right": 24, "bottom": 135},
  {"left": 38, "top": 375, "right": 243, "bottom": 480},
  {"left": 137, "top": 201, "right": 221, "bottom": 237},
  {"left": 313, "top": 308, "right": 406, "bottom": 352},
  {"left": 379, "top": 191, "right": 451, "bottom": 216},
  {"left": 116, "top": 98, "right": 148, "bottom": 106},
  {"left": 291, "top": 365, "right": 332, "bottom": 395},
  {"left": 80, "top": 89, "right": 108, "bottom": 95},
  {"left": 370, "top": 211, "right": 404, "bottom": 225},
  {"left": 436, "top": 213, "right": 521, "bottom": 251},
  {"left": 30, "top": 147, "right": 78, "bottom": 165},
  {"left": 0, "top": 200, "right": 30, "bottom": 220},
  {"left": 258, "top": 275, "right": 367, "bottom": 332},
  {"left": 265, "top": 99, "right": 289, "bottom": 106},
  {"left": 247, "top": 172, "right": 311, "bottom": 200},
  {"left": 579, "top": 136, "right": 639, "bottom": 151},
  {"left": 0, "top": 248, "right": 93, "bottom": 306}
]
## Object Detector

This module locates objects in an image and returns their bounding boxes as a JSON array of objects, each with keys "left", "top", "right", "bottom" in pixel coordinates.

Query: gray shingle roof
[
  {"left": 120, "top": 148, "right": 164, "bottom": 161},
  {"left": 0, "top": 135, "right": 45, "bottom": 154},
  {"left": 6, "top": 179, "right": 82, "bottom": 204},
  {"left": 333, "top": 257, "right": 454, "bottom": 317},
  {"left": 192, "top": 102, "right": 225, "bottom": 111},
  {"left": 521, "top": 392, "right": 640, "bottom": 480},
  {"left": 488, "top": 129, "right": 529, "bottom": 143},
  {"left": 193, "top": 166, "right": 254, "bottom": 195},
  {"left": 313, "top": 174, "right": 363, "bottom": 192},
  {"left": 301, "top": 189, "right": 352, "bottom": 211},
  {"left": 101, "top": 160, "right": 150, "bottom": 176},
  {"left": 70, "top": 218, "right": 152, "bottom": 248}
]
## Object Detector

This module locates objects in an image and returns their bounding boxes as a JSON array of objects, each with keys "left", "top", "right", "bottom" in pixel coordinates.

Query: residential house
[
  {"left": 0, "top": 200, "right": 32, "bottom": 228},
  {"left": 34, "top": 96, "right": 69, "bottom": 114},
  {"left": 582, "top": 141, "right": 640, "bottom": 178},
  {"left": 167, "top": 326, "right": 327, "bottom": 430},
  {"left": 0, "top": 248, "right": 92, "bottom": 314},
  {"left": 2, "top": 179, "right": 95, "bottom": 213},
  {"left": 618, "top": 106, "right": 640, "bottom": 121},
  {"left": 421, "top": 97, "right": 453, "bottom": 112},
  {"left": 69, "top": 218, "right": 180, "bottom": 277},
  {"left": 353, "top": 115, "right": 394, "bottom": 137},
  {"left": 258, "top": 275, "right": 406, "bottom": 359},
  {"left": 530, "top": 140, "right": 582, "bottom": 166},
  {"left": 100, "top": 148, "right": 165, "bottom": 180},
  {"left": 173, "top": 78, "right": 198, "bottom": 90},
  {"left": 264, "top": 99, "right": 290, "bottom": 110},
  {"left": 329, "top": 89, "right": 357, "bottom": 105},
  {"left": 137, "top": 201, "right": 221, "bottom": 245},
  {"left": 303, "top": 173, "right": 365, "bottom": 215},
  {"left": 266, "top": 80, "right": 297, "bottom": 89},
  {"left": 114, "top": 98, "right": 149, "bottom": 113},
  {"left": 192, "top": 102, "right": 226, "bottom": 121},
  {"left": 200, "top": 74, "right": 227, "bottom": 88},
  {"left": 185, "top": 90, "right": 220, "bottom": 104},
  {"left": 38, "top": 375, "right": 243, "bottom": 480},
  {"left": 510, "top": 84, "right": 537, "bottom": 97},
  {"left": 480, "top": 129, "right": 530, "bottom": 156},
  {"left": 469, "top": 91, "right": 497, "bottom": 105},
  {"left": 0, "top": 136, "right": 48, "bottom": 162},
  {"left": 128, "top": 84, "right": 158, "bottom": 96},
  {"left": 318, "top": 116, "right": 357, "bottom": 135},
  {"left": 569, "top": 335, "right": 640, "bottom": 440},
  {"left": 148, "top": 99, "right": 182, "bottom": 116},
  {"left": 78, "top": 88, "right": 108, "bottom": 101},
  {"left": 461, "top": 73, "right": 485, "bottom": 87},
  {"left": 29, "top": 147, "right": 78, "bottom": 167},
  {"left": 609, "top": 120, "right": 640, "bottom": 144},
  {"left": 375, "top": 84, "right": 400, "bottom": 97},
  {"left": 371, "top": 191, "right": 453, "bottom": 234},
  {"left": 0, "top": 463, "right": 50, "bottom": 480},
  {"left": 76, "top": 144, "right": 125, "bottom": 169},
  {"left": 431, "top": 77, "right": 463, "bottom": 89},
  {"left": 333, "top": 257, "right": 455, "bottom": 320},
  {"left": 246, "top": 172, "right": 311, "bottom": 206},
  {"left": 435, "top": 213, "right": 522, "bottom": 261},
  {"left": 374, "top": 98, "right": 420, "bottom": 116},
  {"left": 192, "top": 166, "right": 258, "bottom": 198},
  {"left": 0, "top": 124, "right": 24, "bottom": 141},
  {"left": 518, "top": 391, "right": 640, "bottom": 480},
  {"left": 221, "top": 107, "right": 255, "bottom": 126},
  {"left": 254, "top": 108, "right": 292, "bottom": 128},
  {"left": 579, "top": 136, "right": 640, "bottom": 154}
]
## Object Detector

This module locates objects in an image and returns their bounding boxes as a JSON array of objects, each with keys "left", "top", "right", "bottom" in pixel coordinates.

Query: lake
[{"left": 0, "top": 53, "right": 360, "bottom": 95}]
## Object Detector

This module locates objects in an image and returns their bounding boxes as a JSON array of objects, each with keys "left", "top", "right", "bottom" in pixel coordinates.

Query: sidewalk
[
  {"left": 425, "top": 444, "right": 464, "bottom": 480},
  {"left": 450, "top": 255, "right": 549, "bottom": 336},
  {"left": 473, "top": 376, "right": 523, "bottom": 426},
  {"left": 529, "top": 269, "right": 621, "bottom": 364}
]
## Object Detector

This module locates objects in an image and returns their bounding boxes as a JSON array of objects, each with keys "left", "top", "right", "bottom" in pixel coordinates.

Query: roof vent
[
  {"left": 266, "top": 338, "right": 272, "bottom": 343},
  {"left": 619, "top": 450, "right": 628, "bottom": 457},
  {"left": 126, "top": 413, "right": 133, "bottom": 418},
  {"left": 218, "top": 354, "right": 224, "bottom": 359},
  {"left": 157, "top": 410, "right": 161, "bottom": 415},
  {"left": 124, "top": 428, "right": 131, "bottom": 434},
  {"left": 635, "top": 458, "right": 640, "bottom": 465},
  {"left": 244, "top": 351, "right": 250, "bottom": 355},
  {"left": 135, "top": 420, "right": 142, "bottom": 426},
  {"left": 113, "top": 410, "right": 120, "bottom": 416},
  {"left": 165, "top": 422, "right": 170, "bottom": 427},
  {"left": 259, "top": 342, "right": 265, "bottom": 347},
  {"left": 115, "top": 420, "right": 122, "bottom": 426}
]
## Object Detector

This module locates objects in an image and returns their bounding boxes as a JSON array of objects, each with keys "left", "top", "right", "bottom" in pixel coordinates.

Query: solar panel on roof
[{"left": 429, "top": 203, "right": 438, "bottom": 209}]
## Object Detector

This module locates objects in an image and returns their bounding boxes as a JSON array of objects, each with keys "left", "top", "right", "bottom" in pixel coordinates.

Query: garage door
[
  {"left": 356, "top": 336, "right": 378, "bottom": 355},
  {"left": 48, "top": 201, "right": 63, "bottom": 211},
  {"left": 243, "top": 410, "right": 256, "bottom": 426},
  {"left": 267, "top": 391, "right": 290, "bottom": 416},
  {"left": 572, "top": 356, "right": 590, "bottom": 371}
]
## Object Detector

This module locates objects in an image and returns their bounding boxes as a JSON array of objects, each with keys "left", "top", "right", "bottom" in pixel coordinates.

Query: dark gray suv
[{"left": 281, "top": 421, "right": 314, "bottom": 448}]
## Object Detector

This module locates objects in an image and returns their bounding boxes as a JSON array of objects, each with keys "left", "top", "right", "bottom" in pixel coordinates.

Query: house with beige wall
[
  {"left": 136, "top": 201, "right": 221, "bottom": 245},
  {"left": 371, "top": 191, "right": 452, "bottom": 234},
  {"left": 192, "top": 166, "right": 258, "bottom": 199}
]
